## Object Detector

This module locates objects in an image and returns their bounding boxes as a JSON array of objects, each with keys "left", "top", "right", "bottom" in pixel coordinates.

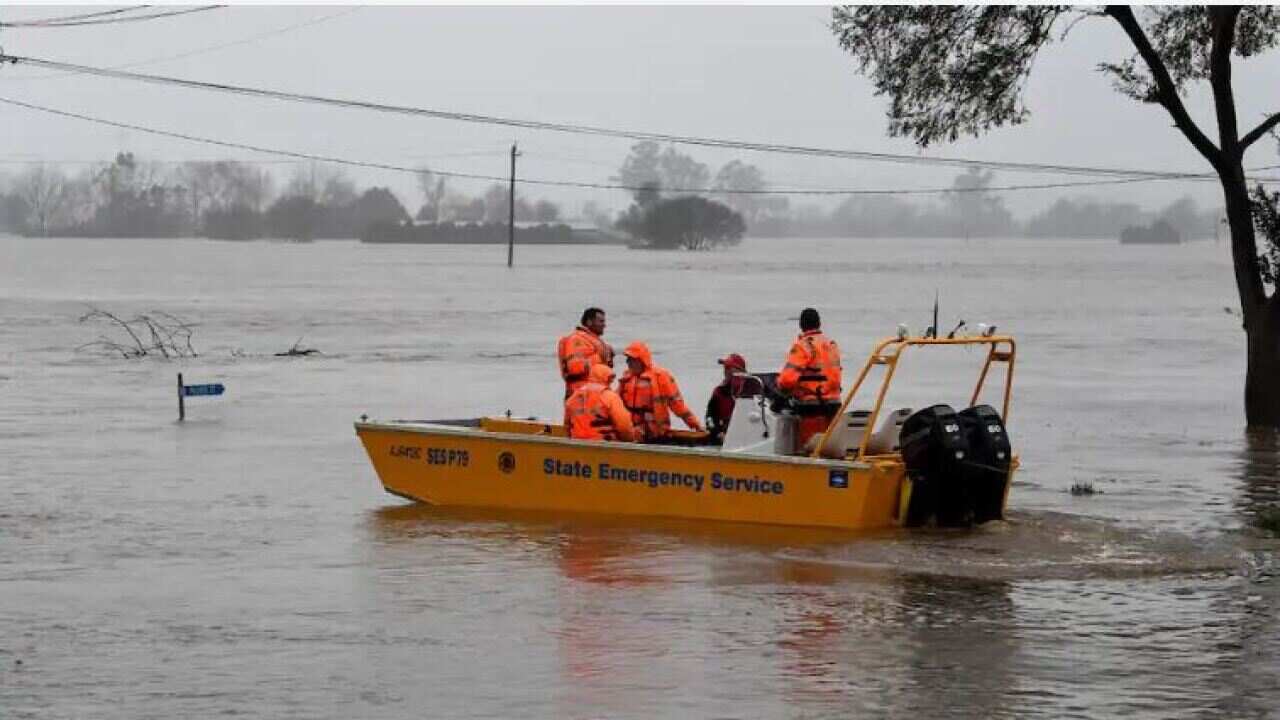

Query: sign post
[{"left": 178, "top": 373, "right": 225, "bottom": 421}]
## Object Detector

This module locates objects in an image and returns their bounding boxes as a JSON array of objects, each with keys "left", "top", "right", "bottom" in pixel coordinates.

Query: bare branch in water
[{"left": 77, "top": 306, "right": 200, "bottom": 359}]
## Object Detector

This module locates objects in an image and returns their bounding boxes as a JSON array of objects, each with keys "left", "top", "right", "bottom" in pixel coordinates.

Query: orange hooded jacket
[
  {"left": 618, "top": 341, "right": 702, "bottom": 440},
  {"left": 557, "top": 326, "right": 614, "bottom": 398},
  {"left": 566, "top": 364, "right": 637, "bottom": 442},
  {"left": 778, "top": 330, "right": 842, "bottom": 403}
]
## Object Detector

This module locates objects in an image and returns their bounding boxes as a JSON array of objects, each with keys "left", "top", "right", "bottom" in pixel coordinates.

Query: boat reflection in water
[{"left": 363, "top": 503, "right": 1023, "bottom": 718}]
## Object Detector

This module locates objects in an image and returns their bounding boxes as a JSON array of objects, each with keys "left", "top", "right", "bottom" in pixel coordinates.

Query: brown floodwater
[{"left": 2, "top": 236, "right": 1277, "bottom": 718}]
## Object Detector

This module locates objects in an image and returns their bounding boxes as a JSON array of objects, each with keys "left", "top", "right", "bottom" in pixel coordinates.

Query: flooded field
[{"left": 2, "top": 236, "right": 1278, "bottom": 718}]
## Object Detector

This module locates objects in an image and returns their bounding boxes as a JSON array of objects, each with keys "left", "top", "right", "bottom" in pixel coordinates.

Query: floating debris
[
  {"left": 1070, "top": 481, "right": 1098, "bottom": 497},
  {"left": 275, "top": 336, "right": 320, "bottom": 357}
]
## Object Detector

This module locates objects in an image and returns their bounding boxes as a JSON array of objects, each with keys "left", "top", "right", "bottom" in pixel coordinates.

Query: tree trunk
[
  {"left": 1246, "top": 294, "right": 1280, "bottom": 426},
  {"left": 1106, "top": 6, "right": 1274, "bottom": 425},
  {"left": 1220, "top": 176, "right": 1280, "bottom": 426}
]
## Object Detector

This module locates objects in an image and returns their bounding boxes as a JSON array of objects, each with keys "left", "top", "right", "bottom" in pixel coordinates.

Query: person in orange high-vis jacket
[
  {"left": 557, "top": 307, "right": 615, "bottom": 400},
  {"left": 618, "top": 341, "right": 703, "bottom": 442},
  {"left": 777, "top": 307, "right": 843, "bottom": 450},
  {"left": 566, "top": 364, "right": 637, "bottom": 442}
]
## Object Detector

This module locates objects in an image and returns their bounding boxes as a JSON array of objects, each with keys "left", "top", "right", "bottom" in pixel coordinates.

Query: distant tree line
[
  {"left": 0, "top": 153, "right": 564, "bottom": 241},
  {"left": 607, "top": 142, "right": 1223, "bottom": 246},
  {"left": 781, "top": 184, "right": 1221, "bottom": 240},
  {"left": 0, "top": 147, "right": 1223, "bottom": 245}
]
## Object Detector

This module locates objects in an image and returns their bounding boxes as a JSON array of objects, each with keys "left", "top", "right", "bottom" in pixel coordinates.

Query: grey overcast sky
[{"left": 2, "top": 5, "right": 1278, "bottom": 219}]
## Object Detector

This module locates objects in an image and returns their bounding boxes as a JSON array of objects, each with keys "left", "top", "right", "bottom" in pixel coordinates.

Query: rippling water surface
[{"left": 2, "top": 236, "right": 1278, "bottom": 718}]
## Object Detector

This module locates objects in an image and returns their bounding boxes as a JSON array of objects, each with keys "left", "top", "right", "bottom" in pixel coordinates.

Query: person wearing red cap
[{"left": 706, "top": 353, "right": 750, "bottom": 444}]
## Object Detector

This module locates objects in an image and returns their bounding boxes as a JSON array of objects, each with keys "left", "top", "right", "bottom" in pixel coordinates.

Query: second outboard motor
[
  {"left": 900, "top": 404, "right": 973, "bottom": 527},
  {"left": 958, "top": 404, "right": 1012, "bottom": 524}
]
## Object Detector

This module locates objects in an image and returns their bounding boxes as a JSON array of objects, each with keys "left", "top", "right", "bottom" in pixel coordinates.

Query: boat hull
[{"left": 356, "top": 421, "right": 910, "bottom": 530}]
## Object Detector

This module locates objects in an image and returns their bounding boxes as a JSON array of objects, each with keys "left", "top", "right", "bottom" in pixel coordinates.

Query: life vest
[
  {"left": 780, "top": 330, "right": 842, "bottom": 404},
  {"left": 620, "top": 367, "right": 696, "bottom": 439},
  {"left": 620, "top": 370, "right": 664, "bottom": 439},
  {"left": 566, "top": 383, "right": 622, "bottom": 440},
  {"left": 557, "top": 327, "right": 613, "bottom": 386},
  {"left": 618, "top": 341, "right": 699, "bottom": 439}
]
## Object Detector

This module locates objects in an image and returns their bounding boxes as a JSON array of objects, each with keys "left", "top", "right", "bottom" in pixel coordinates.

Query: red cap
[{"left": 717, "top": 353, "right": 747, "bottom": 371}]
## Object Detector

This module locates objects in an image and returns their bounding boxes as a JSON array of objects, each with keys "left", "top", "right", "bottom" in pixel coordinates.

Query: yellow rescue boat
[{"left": 355, "top": 334, "right": 1018, "bottom": 531}]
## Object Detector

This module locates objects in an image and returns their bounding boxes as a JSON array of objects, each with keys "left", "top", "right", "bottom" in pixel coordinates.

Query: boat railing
[{"left": 811, "top": 335, "right": 1016, "bottom": 459}]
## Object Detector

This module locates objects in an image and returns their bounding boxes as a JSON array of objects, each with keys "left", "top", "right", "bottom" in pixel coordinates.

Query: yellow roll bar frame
[{"left": 811, "top": 335, "right": 1017, "bottom": 459}]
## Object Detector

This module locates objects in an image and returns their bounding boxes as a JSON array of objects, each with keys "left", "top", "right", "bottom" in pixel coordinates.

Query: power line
[
  {"left": 0, "top": 51, "right": 1241, "bottom": 182},
  {"left": 5, "top": 95, "right": 1275, "bottom": 196},
  {"left": 519, "top": 141, "right": 1279, "bottom": 186},
  {"left": 4, "top": 8, "right": 360, "bottom": 81},
  {"left": 521, "top": 145, "right": 1280, "bottom": 190},
  {"left": 0, "top": 148, "right": 517, "bottom": 166},
  {"left": 0, "top": 6, "right": 223, "bottom": 29},
  {"left": 0, "top": 94, "right": 520, "bottom": 186},
  {"left": 0, "top": 7, "right": 150, "bottom": 28},
  {"left": 0, "top": 157, "right": 305, "bottom": 165}
]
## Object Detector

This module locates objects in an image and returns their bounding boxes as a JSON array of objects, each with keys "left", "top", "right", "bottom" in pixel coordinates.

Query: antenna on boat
[{"left": 927, "top": 290, "right": 939, "bottom": 339}]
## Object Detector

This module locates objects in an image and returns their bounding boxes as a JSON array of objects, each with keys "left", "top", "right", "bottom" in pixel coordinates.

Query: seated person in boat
[
  {"left": 566, "top": 364, "right": 637, "bottom": 442},
  {"left": 618, "top": 341, "right": 704, "bottom": 443},
  {"left": 705, "top": 352, "right": 753, "bottom": 444},
  {"left": 778, "top": 307, "right": 843, "bottom": 449}
]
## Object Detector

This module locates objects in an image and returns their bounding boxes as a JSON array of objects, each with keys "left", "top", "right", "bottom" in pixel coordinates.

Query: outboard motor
[
  {"left": 958, "top": 404, "right": 1012, "bottom": 523},
  {"left": 899, "top": 404, "right": 973, "bottom": 527}
]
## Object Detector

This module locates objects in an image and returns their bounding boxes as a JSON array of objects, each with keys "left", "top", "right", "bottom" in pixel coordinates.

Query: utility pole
[{"left": 507, "top": 142, "right": 520, "bottom": 268}]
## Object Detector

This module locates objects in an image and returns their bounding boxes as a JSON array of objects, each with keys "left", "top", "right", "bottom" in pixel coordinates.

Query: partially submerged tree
[
  {"left": 618, "top": 195, "right": 745, "bottom": 251},
  {"left": 831, "top": 6, "right": 1280, "bottom": 426}
]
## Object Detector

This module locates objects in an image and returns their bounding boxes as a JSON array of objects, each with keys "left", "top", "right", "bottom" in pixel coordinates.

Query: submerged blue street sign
[
  {"left": 177, "top": 373, "right": 224, "bottom": 421},
  {"left": 182, "top": 383, "right": 225, "bottom": 397}
]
